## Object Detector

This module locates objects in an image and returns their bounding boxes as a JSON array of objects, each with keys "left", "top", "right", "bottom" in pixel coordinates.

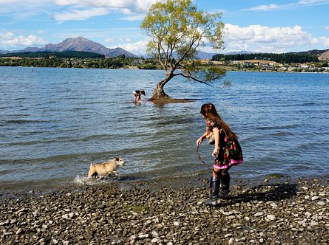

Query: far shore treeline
[
  {"left": 212, "top": 52, "right": 319, "bottom": 64},
  {"left": 0, "top": 51, "right": 151, "bottom": 69},
  {"left": 0, "top": 50, "right": 328, "bottom": 71}
]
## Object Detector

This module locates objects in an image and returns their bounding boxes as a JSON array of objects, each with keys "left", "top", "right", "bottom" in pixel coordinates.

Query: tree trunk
[{"left": 150, "top": 74, "right": 173, "bottom": 101}]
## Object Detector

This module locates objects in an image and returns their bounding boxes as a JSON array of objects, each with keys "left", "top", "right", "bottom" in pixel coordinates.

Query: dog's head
[
  {"left": 88, "top": 163, "right": 97, "bottom": 178},
  {"left": 114, "top": 157, "right": 125, "bottom": 166}
]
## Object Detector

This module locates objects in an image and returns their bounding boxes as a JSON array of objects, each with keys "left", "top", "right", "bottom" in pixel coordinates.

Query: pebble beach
[{"left": 0, "top": 174, "right": 328, "bottom": 244}]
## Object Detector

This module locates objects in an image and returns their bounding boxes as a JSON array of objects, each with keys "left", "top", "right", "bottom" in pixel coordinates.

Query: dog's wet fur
[{"left": 88, "top": 157, "right": 125, "bottom": 178}]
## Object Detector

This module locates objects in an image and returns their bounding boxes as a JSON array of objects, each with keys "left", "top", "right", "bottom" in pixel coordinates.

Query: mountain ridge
[
  {"left": 1, "top": 37, "right": 329, "bottom": 60},
  {"left": 1, "top": 37, "right": 138, "bottom": 58}
]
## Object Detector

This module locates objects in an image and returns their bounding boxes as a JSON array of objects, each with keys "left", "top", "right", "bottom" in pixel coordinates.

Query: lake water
[{"left": 0, "top": 67, "right": 329, "bottom": 192}]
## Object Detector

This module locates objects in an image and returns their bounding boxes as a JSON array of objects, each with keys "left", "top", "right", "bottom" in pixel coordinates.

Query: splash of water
[{"left": 74, "top": 175, "right": 117, "bottom": 186}]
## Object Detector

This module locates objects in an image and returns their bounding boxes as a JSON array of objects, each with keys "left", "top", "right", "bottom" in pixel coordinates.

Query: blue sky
[{"left": 0, "top": 0, "right": 328, "bottom": 55}]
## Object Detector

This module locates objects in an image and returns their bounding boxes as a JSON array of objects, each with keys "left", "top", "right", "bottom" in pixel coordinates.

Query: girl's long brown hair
[{"left": 200, "top": 103, "right": 238, "bottom": 141}]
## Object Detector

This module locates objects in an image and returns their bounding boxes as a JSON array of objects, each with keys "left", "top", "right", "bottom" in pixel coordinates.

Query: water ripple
[{"left": 1, "top": 67, "right": 329, "bottom": 190}]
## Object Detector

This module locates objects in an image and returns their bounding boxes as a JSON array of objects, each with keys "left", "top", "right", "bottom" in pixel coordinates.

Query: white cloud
[
  {"left": 105, "top": 38, "right": 115, "bottom": 43},
  {"left": 0, "top": 0, "right": 158, "bottom": 21},
  {"left": 54, "top": 0, "right": 79, "bottom": 5},
  {"left": 326, "top": 26, "right": 329, "bottom": 32},
  {"left": 0, "top": 0, "right": 47, "bottom": 5},
  {"left": 223, "top": 24, "right": 329, "bottom": 53},
  {"left": 106, "top": 23, "right": 329, "bottom": 55},
  {"left": 324, "top": 38, "right": 329, "bottom": 46},
  {"left": 50, "top": 0, "right": 160, "bottom": 21},
  {"left": 53, "top": 8, "right": 109, "bottom": 21},
  {"left": 0, "top": 32, "right": 48, "bottom": 48},
  {"left": 299, "top": 0, "right": 329, "bottom": 4},
  {"left": 245, "top": 0, "right": 329, "bottom": 12},
  {"left": 247, "top": 4, "right": 279, "bottom": 11},
  {"left": 53, "top": 0, "right": 157, "bottom": 13},
  {"left": 108, "top": 38, "right": 150, "bottom": 55},
  {"left": 0, "top": 0, "right": 52, "bottom": 16}
]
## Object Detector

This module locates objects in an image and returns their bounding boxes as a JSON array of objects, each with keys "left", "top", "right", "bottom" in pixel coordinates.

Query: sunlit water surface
[{"left": 0, "top": 67, "right": 328, "bottom": 191}]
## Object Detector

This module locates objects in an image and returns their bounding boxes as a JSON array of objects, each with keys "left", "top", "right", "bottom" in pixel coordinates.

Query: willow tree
[{"left": 140, "top": 0, "right": 225, "bottom": 101}]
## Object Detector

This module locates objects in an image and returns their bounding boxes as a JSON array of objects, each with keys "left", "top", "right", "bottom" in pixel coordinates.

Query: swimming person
[{"left": 133, "top": 90, "right": 145, "bottom": 102}]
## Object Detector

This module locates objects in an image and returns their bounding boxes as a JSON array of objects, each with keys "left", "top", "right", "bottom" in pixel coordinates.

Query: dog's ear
[{"left": 115, "top": 157, "right": 119, "bottom": 161}]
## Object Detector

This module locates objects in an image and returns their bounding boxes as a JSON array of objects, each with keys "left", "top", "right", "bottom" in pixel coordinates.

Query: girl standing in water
[{"left": 196, "top": 103, "right": 243, "bottom": 207}]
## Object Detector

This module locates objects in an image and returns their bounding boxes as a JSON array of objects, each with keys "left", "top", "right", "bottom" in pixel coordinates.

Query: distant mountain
[
  {"left": 144, "top": 50, "right": 251, "bottom": 59},
  {"left": 217, "top": 49, "right": 329, "bottom": 61},
  {"left": 0, "top": 49, "right": 9, "bottom": 54},
  {"left": 1, "top": 51, "right": 105, "bottom": 59},
  {"left": 195, "top": 51, "right": 217, "bottom": 59},
  {"left": 288, "top": 49, "right": 329, "bottom": 56},
  {"left": 195, "top": 50, "right": 253, "bottom": 59},
  {"left": 319, "top": 50, "right": 329, "bottom": 61},
  {"left": 276, "top": 49, "right": 329, "bottom": 61},
  {"left": 224, "top": 51, "right": 253, "bottom": 55},
  {"left": 21, "top": 37, "right": 138, "bottom": 58}
]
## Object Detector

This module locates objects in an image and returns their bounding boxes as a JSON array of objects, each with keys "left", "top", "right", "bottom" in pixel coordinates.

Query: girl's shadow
[{"left": 218, "top": 183, "right": 298, "bottom": 207}]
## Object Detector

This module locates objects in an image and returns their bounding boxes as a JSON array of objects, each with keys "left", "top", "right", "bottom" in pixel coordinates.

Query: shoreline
[
  {"left": 1, "top": 65, "right": 329, "bottom": 74},
  {"left": 0, "top": 169, "right": 326, "bottom": 203},
  {"left": 0, "top": 173, "right": 328, "bottom": 244},
  {"left": 0, "top": 170, "right": 327, "bottom": 202}
]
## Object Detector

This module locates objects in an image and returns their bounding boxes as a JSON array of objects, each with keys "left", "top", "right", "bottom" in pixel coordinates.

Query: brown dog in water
[{"left": 88, "top": 157, "right": 125, "bottom": 178}]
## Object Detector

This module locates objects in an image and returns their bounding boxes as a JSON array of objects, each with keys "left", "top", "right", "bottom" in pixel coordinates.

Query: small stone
[
  {"left": 138, "top": 234, "right": 149, "bottom": 238},
  {"left": 298, "top": 220, "right": 307, "bottom": 227},
  {"left": 151, "top": 238, "right": 160, "bottom": 243},
  {"left": 52, "top": 239, "right": 59, "bottom": 244},
  {"left": 267, "top": 215, "right": 276, "bottom": 221},
  {"left": 62, "top": 214, "right": 69, "bottom": 219},
  {"left": 310, "top": 221, "right": 319, "bottom": 226},
  {"left": 0, "top": 220, "right": 10, "bottom": 226},
  {"left": 16, "top": 228, "right": 23, "bottom": 235}
]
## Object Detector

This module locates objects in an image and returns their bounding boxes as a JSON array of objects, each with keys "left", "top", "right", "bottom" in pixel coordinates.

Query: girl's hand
[
  {"left": 212, "top": 148, "right": 219, "bottom": 157},
  {"left": 196, "top": 137, "right": 203, "bottom": 146}
]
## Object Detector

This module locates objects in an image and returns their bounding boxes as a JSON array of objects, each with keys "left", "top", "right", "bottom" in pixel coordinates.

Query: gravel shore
[{"left": 0, "top": 174, "right": 328, "bottom": 244}]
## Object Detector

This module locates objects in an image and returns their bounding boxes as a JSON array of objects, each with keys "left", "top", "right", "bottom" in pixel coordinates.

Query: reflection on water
[{"left": 0, "top": 67, "right": 329, "bottom": 191}]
